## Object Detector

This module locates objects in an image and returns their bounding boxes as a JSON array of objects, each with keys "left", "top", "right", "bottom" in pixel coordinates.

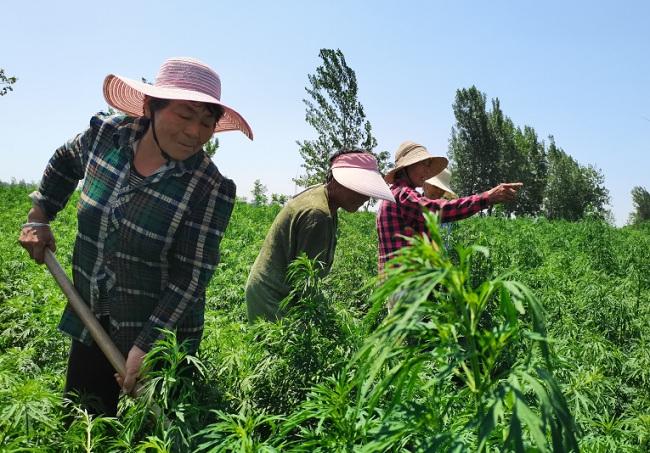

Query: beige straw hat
[
  {"left": 424, "top": 168, "right": 458, "bottom": 199},
  {"left": 384, "top": 141, "right": 448, "bottom": 184}
]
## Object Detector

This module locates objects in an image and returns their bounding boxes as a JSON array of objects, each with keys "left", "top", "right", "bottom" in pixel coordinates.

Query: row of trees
[
  {"left": 250, "top": 179, "right": 289, "bottom": 206},
  {"left": 294, "top": 50, "right": 619, "bottom": 222},
  {"left": 449, "top": 86, "right": 610, "bottom": 220}
]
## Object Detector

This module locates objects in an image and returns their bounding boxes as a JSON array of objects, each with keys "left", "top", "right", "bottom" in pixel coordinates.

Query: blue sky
[{"left": 1, "top": 0, "right": 648, "bottom": 225}]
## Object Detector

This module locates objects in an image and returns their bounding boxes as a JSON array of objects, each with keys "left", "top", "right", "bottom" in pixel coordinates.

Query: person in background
[
  {"left": 246, "top": 150, "right": 395, "bottom": 322},
  {"left": 423, "top": 168, "right": 458, "bottom": 249},
  {"left": 18, "top": 57, "right": 252, "bottom": 416},
  {"left": 377, "top": 141, "right": 522, "bottom": 272}
]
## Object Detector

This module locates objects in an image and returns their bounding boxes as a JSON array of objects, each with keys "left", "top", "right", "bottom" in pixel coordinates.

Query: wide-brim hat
[
  {"left": 424, "top": 168, "right": 457, "bottom": 199},
  {"left": 331, "top": 153, "right": 395, "bottom": 202},
  {"left": 103, "top": 57, "right": 253, "bottom": 140},
  {"left": 384, "top": 141, "right": 448, "bottom": 184}
]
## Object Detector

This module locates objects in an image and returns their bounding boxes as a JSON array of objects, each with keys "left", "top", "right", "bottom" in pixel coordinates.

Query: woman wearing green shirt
[{"left": 246, "top": 150, "right": 394, "bottom": 321}]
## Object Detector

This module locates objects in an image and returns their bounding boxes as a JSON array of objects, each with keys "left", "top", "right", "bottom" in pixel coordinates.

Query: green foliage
[
  {"left": 295, "top": 48, "right": 391, "bottom": 188},
  {"left": 449, "top": 86, "right": 610, "bottom": 221},
  {"left": 449, "top": 86, "right": 501, "bottom": 198},
  {"left": 285, "top": 213, "right": 577, "bottom": 451},
  {"left": 270, "top": 193, "right": 289, "bottom": 206},
  {"left": 203, "top": 136, "right": 219, "bottom": 158},
  {"left": 544, "top": 137, "right": 610, "bottom": 220},
  {"left": 629, "top": 186, "right": 650, "bottom": 225},
  {"left": 0, "top": 68, "right": 17, "bottom": 96},
  {"left": 251, "top": 179, "right": 268, "bottom": 206},
  {"left": 1, "top": 184, "right": 648, "bottom": 451}
]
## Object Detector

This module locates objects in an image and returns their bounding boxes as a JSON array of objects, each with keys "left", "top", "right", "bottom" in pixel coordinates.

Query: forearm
[
  {"left": 438, "top": 192, "right": 490, "bottom": 222},
  {"left": 27, "top": 204, "right": 49, "bottom": 223}
]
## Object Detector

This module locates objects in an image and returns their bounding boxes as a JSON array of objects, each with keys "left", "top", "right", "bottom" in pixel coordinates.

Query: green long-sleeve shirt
[{"left": 245, "top": 185, "right": 337, "bottom": 321}]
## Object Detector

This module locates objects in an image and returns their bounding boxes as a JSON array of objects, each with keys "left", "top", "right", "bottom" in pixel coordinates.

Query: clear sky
[{"left": 1, "top": 0, "right": 648, "bottom": 225}]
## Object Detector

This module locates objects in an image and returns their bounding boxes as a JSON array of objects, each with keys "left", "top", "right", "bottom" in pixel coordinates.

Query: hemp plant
[{"left": 288, "top": 213, "right": 578, "bottom": 451}]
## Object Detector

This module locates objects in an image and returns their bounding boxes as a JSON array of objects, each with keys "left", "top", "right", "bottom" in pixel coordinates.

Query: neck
[
  {"left": 134, "top": 128, "right": 167, "bottom": 176},
  {"left": 325, "top": 180, "right": 341, "bottom": 212}
]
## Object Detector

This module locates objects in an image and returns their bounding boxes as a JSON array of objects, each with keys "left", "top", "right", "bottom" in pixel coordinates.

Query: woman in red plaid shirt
[{"left": 377, "top": 141, "right": 522, "bottom": 272}]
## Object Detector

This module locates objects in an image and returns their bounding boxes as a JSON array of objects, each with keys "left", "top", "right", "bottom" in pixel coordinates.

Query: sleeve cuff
[
  {"left": 479, "top": 191, "right": 491, "bottom": 207},
  {"left": 29, "top": 191, "right": 59, "bottom": 221}
]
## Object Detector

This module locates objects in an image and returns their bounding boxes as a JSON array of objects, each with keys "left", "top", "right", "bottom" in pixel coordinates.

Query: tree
[
  {"left": 251, "top": 179, "right": 268, "bottom": 206},
  {"left": 488, "top": 98, "right": 520, "bottom": 216},
  {"left": 629, "top": 186, "right": 650, "bottom": 224},
  {"left": 203, "top": 137, "right": 219, "bottom": 157},
  {"left": 271, "top": 193, "right": 289, "bottom": 206},
  {"left": 448, "top": 86, "right": 501, "bottom": 203},
  {"left": 511, "top": 126, "right": 547, "bottom": 216},
  {"left": 295, "top": 49, "right": 390, "bottom": 188},
  {"left": 0, "top": 69, "right": 17, "bottom": 96},
  {"left": 544, "top": 137, "right": 610, "bottom": 221}
]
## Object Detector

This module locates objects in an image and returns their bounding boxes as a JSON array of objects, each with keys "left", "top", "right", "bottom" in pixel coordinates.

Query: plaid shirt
[
  {"left": 31, "top": 114, "right": 236, "bottom": 354},
  {"left": 377, "top": 179, "right": 489, "bottom": 271}
]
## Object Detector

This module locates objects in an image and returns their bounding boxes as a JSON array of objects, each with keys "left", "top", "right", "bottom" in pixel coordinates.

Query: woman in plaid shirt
[
  {"left": 18, "top": 57, "right": 252, "bottom": 416},
  {"left": 377, "top": 141, "right": 522, "bottom": 272}
]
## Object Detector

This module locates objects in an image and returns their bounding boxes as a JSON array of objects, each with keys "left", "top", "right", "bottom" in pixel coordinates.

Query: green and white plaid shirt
[{"left": 31, "top": 113, "right": 236, "bottom": 354}]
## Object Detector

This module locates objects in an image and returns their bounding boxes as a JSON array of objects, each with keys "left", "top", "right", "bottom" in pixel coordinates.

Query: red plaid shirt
[{"left": 377, "top": 179, "right": 490, "bottom": 271}]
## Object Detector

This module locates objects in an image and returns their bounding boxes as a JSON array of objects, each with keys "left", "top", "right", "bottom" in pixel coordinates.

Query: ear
[{"left": 142, "top": 97, "right": 151, "bottom": 118}]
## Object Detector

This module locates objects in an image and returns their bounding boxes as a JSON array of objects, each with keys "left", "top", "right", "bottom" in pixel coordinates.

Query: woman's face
[
  {"left": 339, "top": 185, "right": 370, "bottom": 212},
  {"left": 147, "top": 100, "right": 217, "bottom": 160},
  {"left": 405, "top": 159, "right": 435, "bottom": 188},
  {"left": 424, "top": 185, "right": 445, "bottom": 199}
]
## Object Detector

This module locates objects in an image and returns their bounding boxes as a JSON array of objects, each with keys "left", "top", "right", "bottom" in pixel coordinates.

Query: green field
[{"left": 1, "top": 183, "right": 649, "bottom": 452}]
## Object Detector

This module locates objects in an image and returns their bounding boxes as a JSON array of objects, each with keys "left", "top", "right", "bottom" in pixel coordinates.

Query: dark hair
[
  {"left": 145, "top": 96, "right": 225, "bottom": 123},
  {"left": 393, "top": 168, "right": 407, "bottom": 181},
  {"left": 326, "top": 148, "right": 366, "bottom": 183}
]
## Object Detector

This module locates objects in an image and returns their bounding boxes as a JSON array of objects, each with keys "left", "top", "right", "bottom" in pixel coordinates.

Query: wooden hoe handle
[{"left": 43, "top": 248, "right": 127, "bottom": 378}]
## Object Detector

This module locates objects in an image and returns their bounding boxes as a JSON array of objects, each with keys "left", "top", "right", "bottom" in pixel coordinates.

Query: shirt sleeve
[
  {"left": 134, "top": 178, "right": 236, "bottom": 352},
  {"left": 30, "top": 128, "right": 94, "bottom": 220},
  {"left": 397, "top": 185, "right": 491, "bottom": 232}
]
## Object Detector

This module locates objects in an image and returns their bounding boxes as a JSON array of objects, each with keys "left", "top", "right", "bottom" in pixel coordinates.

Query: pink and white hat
[
  {"left": 103, "top": 57, "right": 253, "bottom": 140},
  {"left": 331, "top": 153, "right": 396, "bottom": 202}
]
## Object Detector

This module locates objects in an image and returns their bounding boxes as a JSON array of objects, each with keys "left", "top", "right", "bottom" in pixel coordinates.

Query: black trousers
[{"left": 64, "top": 327, "right": 121, "bottom": 417}]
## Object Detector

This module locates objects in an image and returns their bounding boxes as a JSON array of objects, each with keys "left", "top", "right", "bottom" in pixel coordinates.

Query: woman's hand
[
  {"left": 19, "top": 206, "right": 56, "bottom": 264},
  {"left": 487, "top": 182, "right": 523, "bottom": 204},
  {"left": 115, "top": 345, "right": 147, "bottom": 396}
]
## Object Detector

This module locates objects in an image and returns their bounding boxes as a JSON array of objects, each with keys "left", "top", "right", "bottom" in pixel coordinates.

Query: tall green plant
[{"left": 287, "top": 213, "right": 578, "bottom": 451}]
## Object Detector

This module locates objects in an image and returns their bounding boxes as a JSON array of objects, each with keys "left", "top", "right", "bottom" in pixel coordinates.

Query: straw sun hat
[
  {"left": 424, "top": 168, "right": 458, "bottom": 199},
  {"left": 102, "top": 57, "right": 253, "bottom": 140},
  {"left": 384, "top": 141, "right": 448, "bottom": 184},
  {"left": 331, "top": 153, "right": 395, "bottom": 202}
]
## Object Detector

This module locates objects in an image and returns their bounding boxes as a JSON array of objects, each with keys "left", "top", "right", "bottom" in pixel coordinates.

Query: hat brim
[
  {"left": 332, "top": 167, "right": 395, "bottom": 203},
  {"left": 424, "top": 176, "right": 457, "bottom": 198},
  {"left": 385, "top": 155, "right": 448, "bottom": 184},
  {"left": 103, "top": 74, "right": 253, "bottom": 140}
]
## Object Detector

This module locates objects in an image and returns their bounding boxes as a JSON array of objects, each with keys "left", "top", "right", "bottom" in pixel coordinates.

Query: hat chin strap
[{"left": 150, "top": 112, "right": 173, "bottom": 162}]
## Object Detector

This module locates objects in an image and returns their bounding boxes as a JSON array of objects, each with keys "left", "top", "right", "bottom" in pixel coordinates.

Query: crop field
[{"left": 1, "top": 182, "right": 649, "bottom": 452}]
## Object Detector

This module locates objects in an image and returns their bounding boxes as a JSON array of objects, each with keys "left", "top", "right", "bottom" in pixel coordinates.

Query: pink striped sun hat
[
  {"left": 331, "top": 153, "right": 395, "bottom": 202},
  {"left": 103, "top": 57, "right": 253, "bottom": 140}
]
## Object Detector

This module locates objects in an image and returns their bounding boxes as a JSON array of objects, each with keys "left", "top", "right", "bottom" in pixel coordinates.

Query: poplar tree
[
  {"left": 295, "top": 49, "right": 390, "bottom": 187},
  {"left": 629, "top": 186, "right": 650, "bottom": 224},
  {"left": 448, "top": 86, "right": 501, "bottom": 202}
]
